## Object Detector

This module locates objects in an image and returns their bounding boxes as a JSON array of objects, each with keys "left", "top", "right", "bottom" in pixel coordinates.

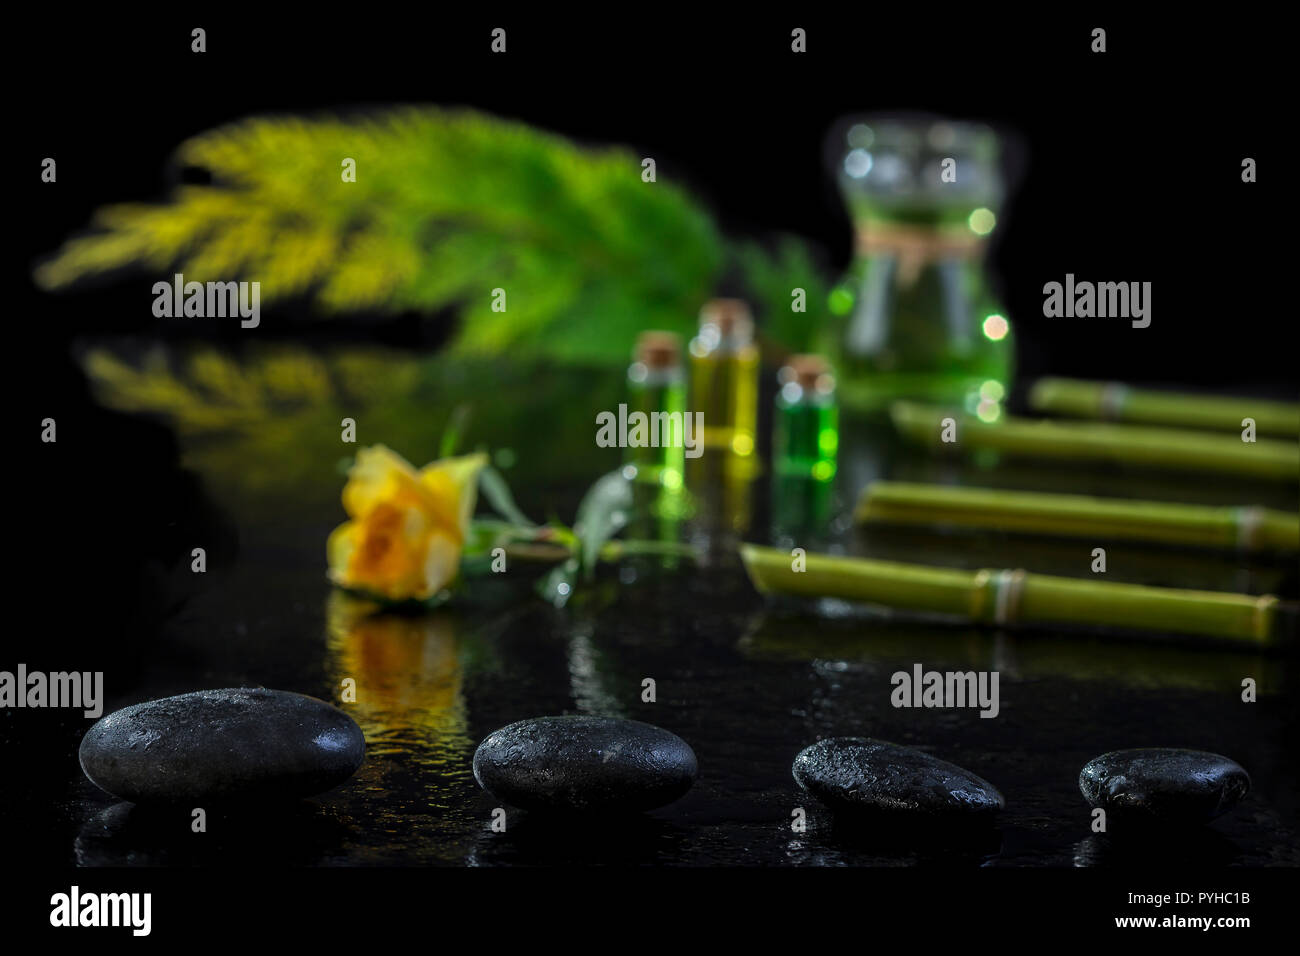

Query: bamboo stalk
[
  {"left": 1029, "top": 377, "right": 1300, "bottom": 438},
  {"left": 856, "top": 481, "right": 1300, "bottom": 552},
  {"left": 890, "top": 401, "right": 1300, "bottom": 481},
  {"left": 739, "top": 544, "right": 1283, "bottom": 644}
]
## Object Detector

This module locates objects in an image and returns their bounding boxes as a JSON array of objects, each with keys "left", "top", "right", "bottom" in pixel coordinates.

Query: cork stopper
[
  {"left": 779, "top": 354, "right": 835, "bottom": 393},
  {"left": 634, "top": 331, "right": 682, "bottom": 369},
  {"left": 699, "top": 298, "right": 754, "bottom": 340}
]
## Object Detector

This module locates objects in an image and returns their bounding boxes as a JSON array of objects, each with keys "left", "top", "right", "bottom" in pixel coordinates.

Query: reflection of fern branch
[
  {"left": 82, "top": 347, "right": 422, "bottom": 431},
  {"left": 39, "top": 109, "right": 829, "bottom": 362},
  {"left": 78, "top": 345, "right": 629, "bottom": 517}
]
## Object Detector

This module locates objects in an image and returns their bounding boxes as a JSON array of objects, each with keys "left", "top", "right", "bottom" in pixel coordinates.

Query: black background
[
  {"left": 10, "top": 9, "right": 1297, "bottom": 938},
  {"left": 18, "top": 12, "right": 1293, "bottom": 383}
]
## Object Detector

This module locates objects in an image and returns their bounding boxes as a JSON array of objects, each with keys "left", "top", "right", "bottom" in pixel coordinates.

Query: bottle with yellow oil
[
  {"left": 686, "top": 299, "right": 760, "bottom": 554},
  {"left": 688, "top": 299, "right": 760, "bottom": 459}
]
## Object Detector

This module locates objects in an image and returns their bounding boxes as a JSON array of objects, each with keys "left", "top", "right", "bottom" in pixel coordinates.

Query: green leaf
[
  {"left": 332, "top": 584, "right": 452, "bottom": 611},
  {"left": 478, "top": 465, "right": 537, "bottom": 528},
  {"left": 600, "top": 539, "right": 698, "bottom": 560},
  {"left": 732, "top": 236, "right": 834, "bottom": 355},
  {"left": 572, "top": 469, "right": 635, "bottom": 580},
  {"left": 439, "top": 404, "right": 472, "bottom": 458}
]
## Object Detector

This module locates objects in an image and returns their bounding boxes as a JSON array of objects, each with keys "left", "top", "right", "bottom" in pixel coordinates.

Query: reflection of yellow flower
[
  {"left": 327, "top": 445, "right": 486, "bottom": 602},
  {"left": 326, "top": 592, "right": 471, "bottom": 768}
]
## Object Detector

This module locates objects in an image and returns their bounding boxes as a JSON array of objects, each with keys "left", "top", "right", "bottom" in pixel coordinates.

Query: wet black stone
[
  {"left": 1078, "top": 748, "right": 1250, "bottom": 826},
  {"left": 78, "top": 688, "right": 365, "bottom": 803},
  {"left": 472, "top": 716, "right": 697, "bottom": 813},
  {"left": 792, "top": 737, "right": 1005, "bottom": 818}
]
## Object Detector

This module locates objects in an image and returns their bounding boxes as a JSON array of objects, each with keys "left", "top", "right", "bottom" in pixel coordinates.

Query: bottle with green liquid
[
  {"left": 625, "top": 332, "right": 690, "bottom": 568},
  {"left": 625, "top": 330, "right": 687, "bottom": 490},
  {"left": 774, "top": 354, "right": 839, "bottom": 482},
  {"left": 771, "top": 354, "right": 838, "bottom": 543},
  {"left": 827, "top": 116, "right": 1014, "bottom": 421}
]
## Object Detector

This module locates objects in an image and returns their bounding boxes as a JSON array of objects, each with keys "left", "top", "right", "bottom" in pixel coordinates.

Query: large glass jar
[{"left": 827, "top": 115, "right": 1014, "bottom": 421}]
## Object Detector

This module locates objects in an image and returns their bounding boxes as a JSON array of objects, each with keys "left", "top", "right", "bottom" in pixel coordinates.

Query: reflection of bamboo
[
  {"left": 846, "top": 524, "right": 1290, "bottom": 598},
  {"left": 566, "top": 625, "right": 625, "bottom": 717},
  {"left": 325, "top": 593, "right": 470, "bottom": 768},
  {"left": 738, "top": 615, "right": 1281, "bottom": 693},
  {"left": 891, "top": 402, "right": 1300, "bottom": 480},
  {"left": 740, "top": 544, "right": 1285, "bottom": 644},
  {"left": 1029, "top": 378, "right": 1300, "bottom": 438},
  {"left": 857, "top": 481, "right": 1300, "bottom": 552}
]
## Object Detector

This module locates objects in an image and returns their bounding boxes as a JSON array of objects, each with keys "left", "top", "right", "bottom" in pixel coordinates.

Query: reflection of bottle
[
  {"left": 689, "top": 299, "right": 759, "bottom": 459},
  {"left": 626, "top": 331, "right": 686, "bottom": 491},
  {"left": 828, "top": 116, "right": 1014, "bottom": 419}
]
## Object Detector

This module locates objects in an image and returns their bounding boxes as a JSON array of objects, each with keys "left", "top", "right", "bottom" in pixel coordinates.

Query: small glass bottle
[
  {"left": 625, "top": 330, "right": 687, "bottom": 490},
  {"left": 771, "top": 355, "right": 838, "bottom": 543},
  {"left": 774, "top": 354, "right": 839, "bottom": 482},
  {"left": 688, "top": 299, "right": 760, "bottom": 459},
  {"left": 625, "top": 332, "right": 689, "bottom": 570}
]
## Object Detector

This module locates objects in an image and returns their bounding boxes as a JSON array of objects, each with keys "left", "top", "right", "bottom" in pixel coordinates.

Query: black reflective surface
[{"left": 11, "top": 348, "right": 1300, "bottom": 867}]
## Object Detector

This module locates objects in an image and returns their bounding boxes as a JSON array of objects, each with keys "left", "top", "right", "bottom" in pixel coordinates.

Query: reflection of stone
[
  {"left": 1073, "top": 828, "right": 1241, "bottom": 868},
  {"left": 784, "top": 805, "right": 1002, "bottom": 866},
  {"left": 325, "top": 593, "right": 471, "bottom": 774},
  {"left": 75, "top": 800, "right": 352, "bottom": 866},
  {"left": 467, "top": 809, "right": 690, "bottom": 867}
]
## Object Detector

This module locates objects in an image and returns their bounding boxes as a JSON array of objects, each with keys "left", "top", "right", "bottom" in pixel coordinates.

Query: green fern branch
[{"left": 39, "top": 108, "right": 828, "bottom": 363}]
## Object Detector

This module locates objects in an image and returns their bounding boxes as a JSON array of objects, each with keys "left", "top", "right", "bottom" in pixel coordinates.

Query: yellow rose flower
[{"left": 327, "top": 445, "right": 487, "bottom": 602}]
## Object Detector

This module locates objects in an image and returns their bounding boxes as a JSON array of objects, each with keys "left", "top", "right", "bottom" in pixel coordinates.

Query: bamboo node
[
  {"left": 993, "top": 568, "right": 1028, "bottom": 626},
  {"left": 1253, "top": 594, "right": 1279, "bottom": 641},
  {"left": 1098, "top": 382, "right": 1131, "bottom": 420},
  {"left": 1235, "top": 506, "right": 1265, "bottom": 551},
  {"left": 970, "top": 569, "right": 994, "bottom": 621}
]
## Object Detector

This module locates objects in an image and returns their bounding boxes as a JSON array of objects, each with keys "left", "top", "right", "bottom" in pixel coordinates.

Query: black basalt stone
[
  {"left": 78, "top": 688, "right": 366, "bottom": 803},
  {"left": 1078, "top": 748, "right": 1250, "bottom": 826},
  {"left": 472, "top": 716, "right": 697, "bottom": 813},
  {"left": 792, "top": 737, "right": 1004, "bottom": 818}
]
